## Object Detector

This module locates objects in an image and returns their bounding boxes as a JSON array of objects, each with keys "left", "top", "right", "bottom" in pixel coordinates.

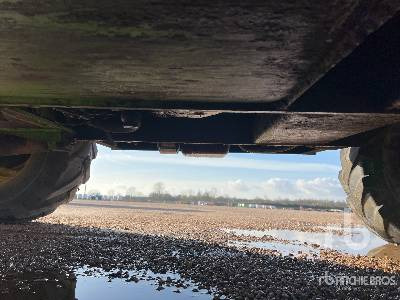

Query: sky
[{"left": 82, "top": 145, "right": 346, "bottom": 201}]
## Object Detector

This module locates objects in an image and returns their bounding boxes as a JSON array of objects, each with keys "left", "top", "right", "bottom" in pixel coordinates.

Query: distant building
[{"left": 236, "top": 203, "right": 276, "bottom": 209}]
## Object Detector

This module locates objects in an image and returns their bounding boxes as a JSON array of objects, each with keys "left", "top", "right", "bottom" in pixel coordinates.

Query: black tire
[
  {"left": 339, "top": 126, "right": 400, "bottom": 243},
  {"left": 0, "top": 142, "right": 97, "bottom": 222}
]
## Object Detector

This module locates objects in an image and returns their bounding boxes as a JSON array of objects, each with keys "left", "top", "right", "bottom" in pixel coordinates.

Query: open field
[
  {"left": 1, "top": 200, "right": 400, "bottom": 299},
  {"left": 51, "top": 200, "right": 362, "bottom": 240}
]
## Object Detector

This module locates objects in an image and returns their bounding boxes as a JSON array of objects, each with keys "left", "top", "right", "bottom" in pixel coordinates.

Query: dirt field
[
  {"left": 1, "top": 200, "right": 400, "bottom": 299},
  {"left": 47, "top": 200, "right": 361, "bottom": 240}
]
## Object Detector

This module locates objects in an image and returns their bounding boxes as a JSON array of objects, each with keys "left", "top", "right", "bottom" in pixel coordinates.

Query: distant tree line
[{"left": 76, "top": 182, "right": 346, "bottom": 211}]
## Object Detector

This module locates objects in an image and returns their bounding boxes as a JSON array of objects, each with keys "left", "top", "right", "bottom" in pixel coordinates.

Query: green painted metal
[
  {"left": 0, "top": 128, "right": 62, "bottom": 145},
  {"left": 1, "top": 108, "right": 70, "bottom": 130},
  {"left": 0, "top": 108, "right": 73, "bottom": 146}
]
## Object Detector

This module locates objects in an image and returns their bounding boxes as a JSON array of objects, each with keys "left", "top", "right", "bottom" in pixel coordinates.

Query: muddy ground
[{"left": 1, "top": 200, "right": 400, "bottom": 299}]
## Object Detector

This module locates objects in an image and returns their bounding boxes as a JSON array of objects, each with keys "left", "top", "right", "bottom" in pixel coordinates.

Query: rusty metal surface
[
  {"left": 180, "top": 144, "right": 229, "bottom": 157},
  {"left": 255, "top": 113, "right": 400, "bottom": 145},
  {"left": 71, "top": 109, "right": 400, "bottom": 146},
  {"left": 0, "top": 0, "right": 398, "bottom": 108}
]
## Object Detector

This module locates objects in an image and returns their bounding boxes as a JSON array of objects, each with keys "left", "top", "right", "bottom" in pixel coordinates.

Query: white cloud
[
  {"left": 97, "top": 151, "right": 340, "bottom": 173},
  {"left": 82, "top": 176, "right": 345, "bottom": 201},
  {"left": 82, "top": 146, "right": 345, "bottom": 201},
  {"left": 226, "top": 179, "right": 251, "bottom": 192},
  {"left": 258, "top": 177, "right": 345, "bottom": 200}
]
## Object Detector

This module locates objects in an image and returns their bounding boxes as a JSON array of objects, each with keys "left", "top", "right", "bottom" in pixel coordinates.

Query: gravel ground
[{"left": 1, "top": 200, "right": 400, "bottom": 299}]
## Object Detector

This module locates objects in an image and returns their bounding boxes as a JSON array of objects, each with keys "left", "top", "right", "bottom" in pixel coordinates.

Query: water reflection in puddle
[
  {"left": 225, "top": 226, "right": 387, "bottom": 256},
  {"left": 0, "top": 269, "right": 213, "bottom": 300},
  {"left": 0, "top": 272, "right": 76, "bottom": 300},
  {"left": 76, "top": 273, "right": 212, "bottom": 300}
]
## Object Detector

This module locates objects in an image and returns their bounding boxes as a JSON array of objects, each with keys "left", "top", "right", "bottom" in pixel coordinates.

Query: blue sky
[{"left": 82, "top": 145, "right": 346, "bottom": 201}]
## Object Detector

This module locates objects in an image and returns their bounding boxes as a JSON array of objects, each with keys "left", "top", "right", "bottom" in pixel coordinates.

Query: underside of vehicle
[{"left": 0, "top": 1, "right": 400, "bottom": 242}]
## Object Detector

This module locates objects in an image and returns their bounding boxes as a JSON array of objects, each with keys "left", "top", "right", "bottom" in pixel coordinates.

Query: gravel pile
[{"left": 0, "top": 201, "right": 398, "bottom": 299}]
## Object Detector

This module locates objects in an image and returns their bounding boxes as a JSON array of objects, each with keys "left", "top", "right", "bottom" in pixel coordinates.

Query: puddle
[
  {"left": 76, "top": 272, "right": 212, "bottom": 300},
  {"left": 0, "top": 271, "right": 76, "bottom": 300},
  {"left": 230, "top": 240, "right": 320, "bottom": 257},
  {"left": 224, "top": 226, "right": 387, "bottom": 257},
  {"left": 0, "top": 268, "right": 213, "bottom": 300}
]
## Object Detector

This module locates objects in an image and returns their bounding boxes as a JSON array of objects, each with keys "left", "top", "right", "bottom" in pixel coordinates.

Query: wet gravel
[{"left": 0, "top": 201, "right": 399, "bottom": 299}]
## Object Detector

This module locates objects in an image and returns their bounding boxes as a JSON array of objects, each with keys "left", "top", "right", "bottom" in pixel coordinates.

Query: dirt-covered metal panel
[
  {"left": 254, "top": 112, "right": 400, "bottom": 145},
  {"left": 0, "top": 0, "right": 398, "bottom": 108}
]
